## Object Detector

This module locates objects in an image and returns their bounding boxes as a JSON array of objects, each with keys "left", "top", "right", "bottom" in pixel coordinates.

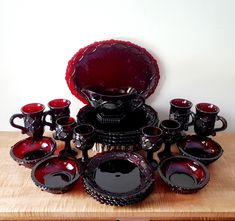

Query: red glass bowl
[
  {"left": 31, "top": 155, "right": 81, "bottom": 194},
  {"left": 158, "top": 155, "right": 210, "bottom": 194},
  {"left": 177, "top": 135, "right": 223, "bottom": 165},
  {"left": 10, "top": 137, "right": 56, "bottom": 168},
  {"left": 65, "top": 39, "right": 160, "bottom": 103}
]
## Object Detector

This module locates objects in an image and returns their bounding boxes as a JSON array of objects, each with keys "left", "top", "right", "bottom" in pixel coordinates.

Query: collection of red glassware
[{"left": 9, "top": 40, "right": 227, "bottom": 206}]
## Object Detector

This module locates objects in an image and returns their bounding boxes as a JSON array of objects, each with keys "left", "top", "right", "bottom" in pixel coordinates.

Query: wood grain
[{"left": 0, "top": 131, "right": 234, "bottom": 221}]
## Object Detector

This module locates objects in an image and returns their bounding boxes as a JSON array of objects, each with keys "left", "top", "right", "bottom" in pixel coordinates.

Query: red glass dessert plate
[
  {"left": 177, "top": 135, "right": 223, "bottom": 165},
  {"left": 83, "top": 151, "right": 155, "bottom": 206},
  {"left": 31, "top": 155, "right": 81, "bottom": 193},
  {"left": 65, "top": 39, "right": 160, "bottom": 103},
  {"left": 10, "top": 137, "right": 56, "bottom": 168},
  {"left": 158, "top": 155, "right": 209, "bottom": 194}
]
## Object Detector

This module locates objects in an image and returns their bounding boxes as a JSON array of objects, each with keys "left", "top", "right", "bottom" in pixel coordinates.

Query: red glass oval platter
[
  {"left": 65, "top": 39, "right": 160, "bottom": 103},
  {"left": 10, "top": 137, "right": 56, "bottom": 168}
]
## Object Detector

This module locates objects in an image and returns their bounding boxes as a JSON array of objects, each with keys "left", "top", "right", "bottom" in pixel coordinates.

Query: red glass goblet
[
  {"left": 158, "top": 119, "right": 181, "bottom": 160},
  {"left": 140, "top": 126, "right": 162, "bottom": 169},
  {"left": 55, "top": 116, "right": 77, "bottom": 156},
  {"left": 73, "top": 124, "right": 95, "bottom": 162}
]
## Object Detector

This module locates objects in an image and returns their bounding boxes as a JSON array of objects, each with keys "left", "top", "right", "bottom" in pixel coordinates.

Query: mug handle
[
  {"left": 188, "top": 111, "right": 195, "bottom": 126},
  {"left": 214, "top": 115, "right": 227, "bottom": 133},
  {"left": 42, "top": 110, "right": 53, "bottom": 130},
  {"left": 9, "top": 114, "right": 27, "bottom": 134}
]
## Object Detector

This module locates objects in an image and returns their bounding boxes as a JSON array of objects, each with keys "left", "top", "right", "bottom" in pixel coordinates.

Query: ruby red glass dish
[
  {"left": 177, "top": 135, "right": 224, "bottom": 165},
  {"left": 31, "top": 155, "right": 81, "bottom": 193},
  {"left": 83, "top": 151, "right": 155, "bottom": 206},
  {"left": 10, "top": 137, "right": 56, "bottom": 168},
  {"left": 65, "top": 39, "right": 160, "bottom": 103},
  {"left": 77, "top": 104, "right": 158, "bottom": 146},
  {"left": 158, "top": 155, "right": 210, "bottom": 194}
]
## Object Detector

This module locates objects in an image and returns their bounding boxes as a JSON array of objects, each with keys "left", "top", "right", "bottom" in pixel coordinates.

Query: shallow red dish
[
  {"left": 31, "top": 155, "right": 81, "bottom": 193},
  {"left": 83, "top": 151, "right": 155, "bottom": 206},
  {"left": 158, "top": 155, "right": 209, "bottom": 194},
  {"left": 10, "top": 137, "right": 56, "bottom": 168},
  {"left": 177, "top": 135, "right": 223, "bottom": 165},
  {"left": 65, "top": 39, "right": 160, "bottom": 103}
]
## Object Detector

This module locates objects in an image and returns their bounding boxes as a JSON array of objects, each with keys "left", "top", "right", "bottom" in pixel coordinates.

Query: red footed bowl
[
  {"left": 158, "top": 155, "right": 209, "bottom": 194},
  {"left": 10, "top": 137, "right": 56, "bottom": 168},
  {"left": 177, "top": 135, "right": 224, "bottom": 165},
  {"left": 31, "top": 155, "right": 81, "bottom": 194}
]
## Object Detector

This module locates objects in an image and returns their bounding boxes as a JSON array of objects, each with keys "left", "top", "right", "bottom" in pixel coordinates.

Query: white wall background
[{"left": 1, "top": 0, "right": 235, "bottom": 131}]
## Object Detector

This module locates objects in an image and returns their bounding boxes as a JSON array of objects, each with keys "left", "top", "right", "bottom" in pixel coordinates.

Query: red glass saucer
[
  {"left": 158, "top": 155, "right": 210, "bottom": 194},
  {"left": 65, "top": 39, "right": 160, "bottom": 103},
  {"left": 177, "top": 135, "right": 224, "bottom": 165},
  {"left": 10, "top": 137, "right": 56, "bottom": 168},
  {"left": 31, "top": 155, "right": 81, "bottom": 194}
]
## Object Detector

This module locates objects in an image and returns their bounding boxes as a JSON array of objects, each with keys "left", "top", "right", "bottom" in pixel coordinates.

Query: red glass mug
[
  {"left": 10, "top": 103, "right": 45, "bottom": 140},
  {"left": 194, "top": 103, "right": 227, "bottom": 137},
  {"left": 169, "top": 98, "right": 195, "bottom": 131},
  {"left": 43, "top": 99, "right": 70, "bottom": 131}
]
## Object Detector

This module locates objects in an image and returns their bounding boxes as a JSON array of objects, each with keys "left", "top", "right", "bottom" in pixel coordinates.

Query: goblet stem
[
  {"left": 60, "top": 139, "right": 77, "bottom": 156},
  {"left": 158, "top": 143, "right": 173, "bottom": 161},
  {"left": 147, "top": 151, "right": 153, "bottom": 162},
  {"left": 52, "top": 132, "right": 59, "bottom": 140},
  {"left": 147, "top": 151, "right": 158, "bottom": 170},
  {"left": 82, "top": 150, "right": 89, "bottom": 162}
]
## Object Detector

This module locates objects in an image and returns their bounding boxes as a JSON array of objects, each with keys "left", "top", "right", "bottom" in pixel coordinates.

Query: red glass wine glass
[
  {"left": 158, "top": 119, "right": 181, "bottom": 160},
  {"left": 55, "top": 116, "right": 77, "bottom": 156},
  {"left": 73, "top": 124, "right": 95, "bottom": 162},
  {"left": 140, "top": 126, "right": 162, "bottom": 169}
]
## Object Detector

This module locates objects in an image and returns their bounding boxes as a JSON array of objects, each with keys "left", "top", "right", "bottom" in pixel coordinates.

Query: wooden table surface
[{"left": 0, "top": 131, "right": 235, "bottom": 221}]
